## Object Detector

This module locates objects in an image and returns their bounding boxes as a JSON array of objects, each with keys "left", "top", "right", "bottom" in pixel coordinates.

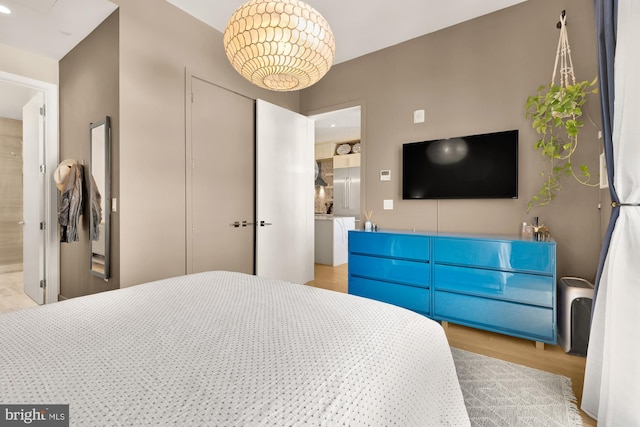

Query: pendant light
[{"left": 223, "top": 0, "right": 335, "bottom": 91}]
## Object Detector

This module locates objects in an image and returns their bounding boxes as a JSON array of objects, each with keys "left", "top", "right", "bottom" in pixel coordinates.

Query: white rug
[{"left": 451, "top": 348, "right": 582, "bottom": 427}]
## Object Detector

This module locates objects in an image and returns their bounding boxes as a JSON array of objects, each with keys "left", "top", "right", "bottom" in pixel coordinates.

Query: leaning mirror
[{"left": 89, "top": 117, "right": 110, "bottom": 279}]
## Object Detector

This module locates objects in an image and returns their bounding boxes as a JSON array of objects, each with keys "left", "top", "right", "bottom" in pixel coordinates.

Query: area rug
[{"left": 451, "top": 348, "right": 583, "bottom": 427}]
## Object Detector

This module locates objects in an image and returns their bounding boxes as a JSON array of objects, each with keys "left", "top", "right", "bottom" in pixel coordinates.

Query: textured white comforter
[{"left": 0, "top": 271, "right": 469, "bottom": 426}]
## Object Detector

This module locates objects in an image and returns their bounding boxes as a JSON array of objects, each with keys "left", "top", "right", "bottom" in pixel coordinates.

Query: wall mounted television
[{"left": 402, "top": 130, "right": 518, "bottom": 200}]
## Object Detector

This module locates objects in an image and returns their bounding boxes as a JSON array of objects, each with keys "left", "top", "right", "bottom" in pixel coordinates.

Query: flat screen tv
[{"left": 402, "top": 130, "right": 518, "bottom": 200}]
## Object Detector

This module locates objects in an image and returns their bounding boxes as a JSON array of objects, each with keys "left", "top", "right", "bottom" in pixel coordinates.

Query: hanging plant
[{"left": 525, "top": 11, "right": 599, "bottom": 212}]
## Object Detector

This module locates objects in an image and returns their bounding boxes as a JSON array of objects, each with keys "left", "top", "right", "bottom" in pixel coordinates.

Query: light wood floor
[
  {"left": 0, "top": 271, "right": 38, "bottom": 313},
  {"left": 307, "top": 263, "right": 597, "bottom": 426}
]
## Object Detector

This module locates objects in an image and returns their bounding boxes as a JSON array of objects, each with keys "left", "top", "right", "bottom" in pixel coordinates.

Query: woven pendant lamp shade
[{"left": 223, "top": 0, "right": 335, "bottom": 91}]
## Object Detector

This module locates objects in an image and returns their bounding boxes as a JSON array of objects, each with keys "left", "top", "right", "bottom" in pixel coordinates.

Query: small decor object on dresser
[{"left": 364, "top": 210, "right": 373, "bottom": 231}]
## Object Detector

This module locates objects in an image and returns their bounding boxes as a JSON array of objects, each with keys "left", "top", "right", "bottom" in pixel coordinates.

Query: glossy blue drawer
[
  {"left": 350, "top": 254, "right": 429, "bottom": 288},
  {"left": 434, "top": 237, "right": 555, "bottom": 274},
  {"left": 349, "top": 277, "right": 430, "bottom": 315},
  {"left": 349, "top": 231, "right": 430, "bottom": 261},
  {"left": 434, "top": 291, "right": 555, "bottom": 342},
  {"left": 434, "top": 264, "right": 553, "bottom": 307}
]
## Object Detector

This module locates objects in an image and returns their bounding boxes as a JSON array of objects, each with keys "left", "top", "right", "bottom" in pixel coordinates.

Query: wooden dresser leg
[{"left": 535, "top": 341, "right": 545, "bottom": 350}]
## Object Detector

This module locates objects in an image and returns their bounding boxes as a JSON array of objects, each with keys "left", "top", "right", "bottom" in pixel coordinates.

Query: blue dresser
[{"left": 348, "top": 230, "right": 557, "bottom": 345}]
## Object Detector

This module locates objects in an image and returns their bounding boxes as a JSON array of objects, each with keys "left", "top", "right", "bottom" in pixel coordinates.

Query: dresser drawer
[
  {"left": 349, "top": 277, "right": 430, "bottom": 315},
  {"left": 434, "top": 264, "right": 553, "bottom": 307},
  {"left": 350, "top": 254, "right": 429, "bottom": 288},
  {"left": 434, "top": 237, "right": 555, "bottom": 274},
  {"left": 349, "top": 231, "right": 430, "bottom": 261},
  {"left": 434, "top": 291, "right": 555, "bottom": 342}
]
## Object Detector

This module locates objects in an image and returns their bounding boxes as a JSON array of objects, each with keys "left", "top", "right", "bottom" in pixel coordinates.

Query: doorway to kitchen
[{"left": 308, "top": 104, "right": 363, "bottom": 268}]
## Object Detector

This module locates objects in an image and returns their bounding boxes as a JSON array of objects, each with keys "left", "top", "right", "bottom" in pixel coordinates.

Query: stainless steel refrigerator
[{"left": 333, "top": 166, "right": 360, "bottom": 224}]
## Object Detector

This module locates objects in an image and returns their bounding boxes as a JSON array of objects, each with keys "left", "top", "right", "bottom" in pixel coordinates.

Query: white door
[
  {"left": 22, "top": 93, "right": 45, "bottom": 304},
  {"left": 187, "top": 77, "right": 255, "bottom": 275},
  {"left": 256, "top": 100, "right": 314, "bottom": 284}
]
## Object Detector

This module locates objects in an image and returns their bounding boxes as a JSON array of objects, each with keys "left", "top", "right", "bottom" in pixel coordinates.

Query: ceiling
[
  {"left": 0, "top": 0, "right": 525, "bottom": 139},
  {"left": 164, "top": 0, "right": 525, "bottom": 143},
  {"left": 0, "top": 0, "right": 117, "bottom": 60},
  {"left": 0, "top": 0, "right": 117, "bottom": 121},
  {"left": 310, "top": 106, "right": 361, "bottom": 145},
  {"left": 0, "top": 81, "right": 40, "bottom": 120},
  {"left": 166, "top": 0, "right": 526, "bottom": 65}
]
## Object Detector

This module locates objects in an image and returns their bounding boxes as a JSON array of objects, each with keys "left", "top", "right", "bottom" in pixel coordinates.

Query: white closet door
[
  {"left": 188, "top": 77, "right": 254, "bottom": 275},
  {"left": 256, "top": 100, "right": 314, "bottom": 284}
]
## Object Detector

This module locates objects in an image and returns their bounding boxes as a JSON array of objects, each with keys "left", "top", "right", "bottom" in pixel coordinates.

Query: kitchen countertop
[
  {"left": 315, "top": 214, "right": 356, "bottom": 221},
  {"left": 314, "top": 214, "right": 334, "bottom": 220}
]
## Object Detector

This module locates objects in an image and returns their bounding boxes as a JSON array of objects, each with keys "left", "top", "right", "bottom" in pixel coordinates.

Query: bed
[{"left": 1, "top": 271, "right": 470, "bottom": 426}]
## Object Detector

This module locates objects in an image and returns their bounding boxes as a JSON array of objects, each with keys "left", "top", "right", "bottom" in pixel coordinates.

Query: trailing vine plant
[{"left": 525, "top": 11, "right": 599, "bottom": 212}]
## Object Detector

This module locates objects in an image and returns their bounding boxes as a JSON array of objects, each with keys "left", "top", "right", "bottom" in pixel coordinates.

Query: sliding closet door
[{"left": 187, "top": 76, "right": 254, "bottom": 274}]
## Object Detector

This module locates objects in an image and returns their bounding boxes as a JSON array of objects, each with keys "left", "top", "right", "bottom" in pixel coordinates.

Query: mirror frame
[{"left": 89, "top": 116, "right": 111, "bottom": 279}]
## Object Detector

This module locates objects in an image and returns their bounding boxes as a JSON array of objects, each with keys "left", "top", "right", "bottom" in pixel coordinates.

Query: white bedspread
[{"left": 1, "top": 271, "right": 469, "bottom": 426}]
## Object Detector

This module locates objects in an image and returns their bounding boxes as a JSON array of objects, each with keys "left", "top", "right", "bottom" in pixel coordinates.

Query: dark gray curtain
[{"left": 593, "top": 0, "right": 618, "bottom": 303}]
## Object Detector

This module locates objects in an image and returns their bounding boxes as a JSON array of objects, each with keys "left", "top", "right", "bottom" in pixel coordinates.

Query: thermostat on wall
[{"left": 380, "top": 170, "right": 391, "bottom": 181}]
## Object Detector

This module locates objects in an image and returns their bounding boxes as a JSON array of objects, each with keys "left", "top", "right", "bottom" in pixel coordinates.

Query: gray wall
[
  {"left": 60, "top": 0, "right": 606, "bottom": 293},
  {"left": 300, "top": 0, "right": 603, "bottom": 281},
  {"left": 114, "top": 0, "right": 298, "bottom": 287},
  {"left": 59, "top": 0, "right": 301, "bottom": 295},
  {"left": 59, "top": 10, "right": 119, "bottom": 298}
]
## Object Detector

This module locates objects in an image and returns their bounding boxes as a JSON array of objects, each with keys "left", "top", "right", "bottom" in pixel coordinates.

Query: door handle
[
  {"left": 18, "top": 221, "right": 25, "bottom": 225},
  {"left": 259, "top": 221, "right": 273, "bottom": 227},
  {"left": 230, "top": 221, "right": 254, "bottom": 228},
  {"left": 346, "top": 176, "right": 351, "bottom": 209},
  {"left": 343, "top": 179, "right": 347, "bottom": 208}
]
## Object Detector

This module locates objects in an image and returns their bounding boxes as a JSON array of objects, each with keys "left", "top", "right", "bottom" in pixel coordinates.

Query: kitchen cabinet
[
  {"left": 315, "top": 143, "right": 336, "bottom": 160},
  {"left": 333, "top": 153, "right": 360, "bottom": 168}
]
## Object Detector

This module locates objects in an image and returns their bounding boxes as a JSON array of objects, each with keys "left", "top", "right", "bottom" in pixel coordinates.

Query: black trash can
[{"left": 558, "top": 277, "right": 594, "bottom": 356}]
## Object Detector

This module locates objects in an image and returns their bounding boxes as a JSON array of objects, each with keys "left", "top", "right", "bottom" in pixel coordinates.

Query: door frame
[
  {"left": 0, "top": 70, "right": 59, "bottom": 304},
  {"left": 304, "top": 100, "right": 366, "bottom": 226},
  {"left": 185, "top": 71, "right": 256, "bottom": 275}
]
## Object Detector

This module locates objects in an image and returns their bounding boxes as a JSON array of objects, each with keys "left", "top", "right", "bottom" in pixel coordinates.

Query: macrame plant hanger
[
  {"left": 550, "top": 10, "right": 582, "bottom": 171},
  {"left": 549, "top": 10, "right": 598, "bottom": 187},
  {"left": 552, "top": 11, "right": 576, "bottom": 91}
]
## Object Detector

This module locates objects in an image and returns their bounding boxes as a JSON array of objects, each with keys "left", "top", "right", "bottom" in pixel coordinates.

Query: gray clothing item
[{"left": 59, "top": 163, "right": 83, "bottom": 243}]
